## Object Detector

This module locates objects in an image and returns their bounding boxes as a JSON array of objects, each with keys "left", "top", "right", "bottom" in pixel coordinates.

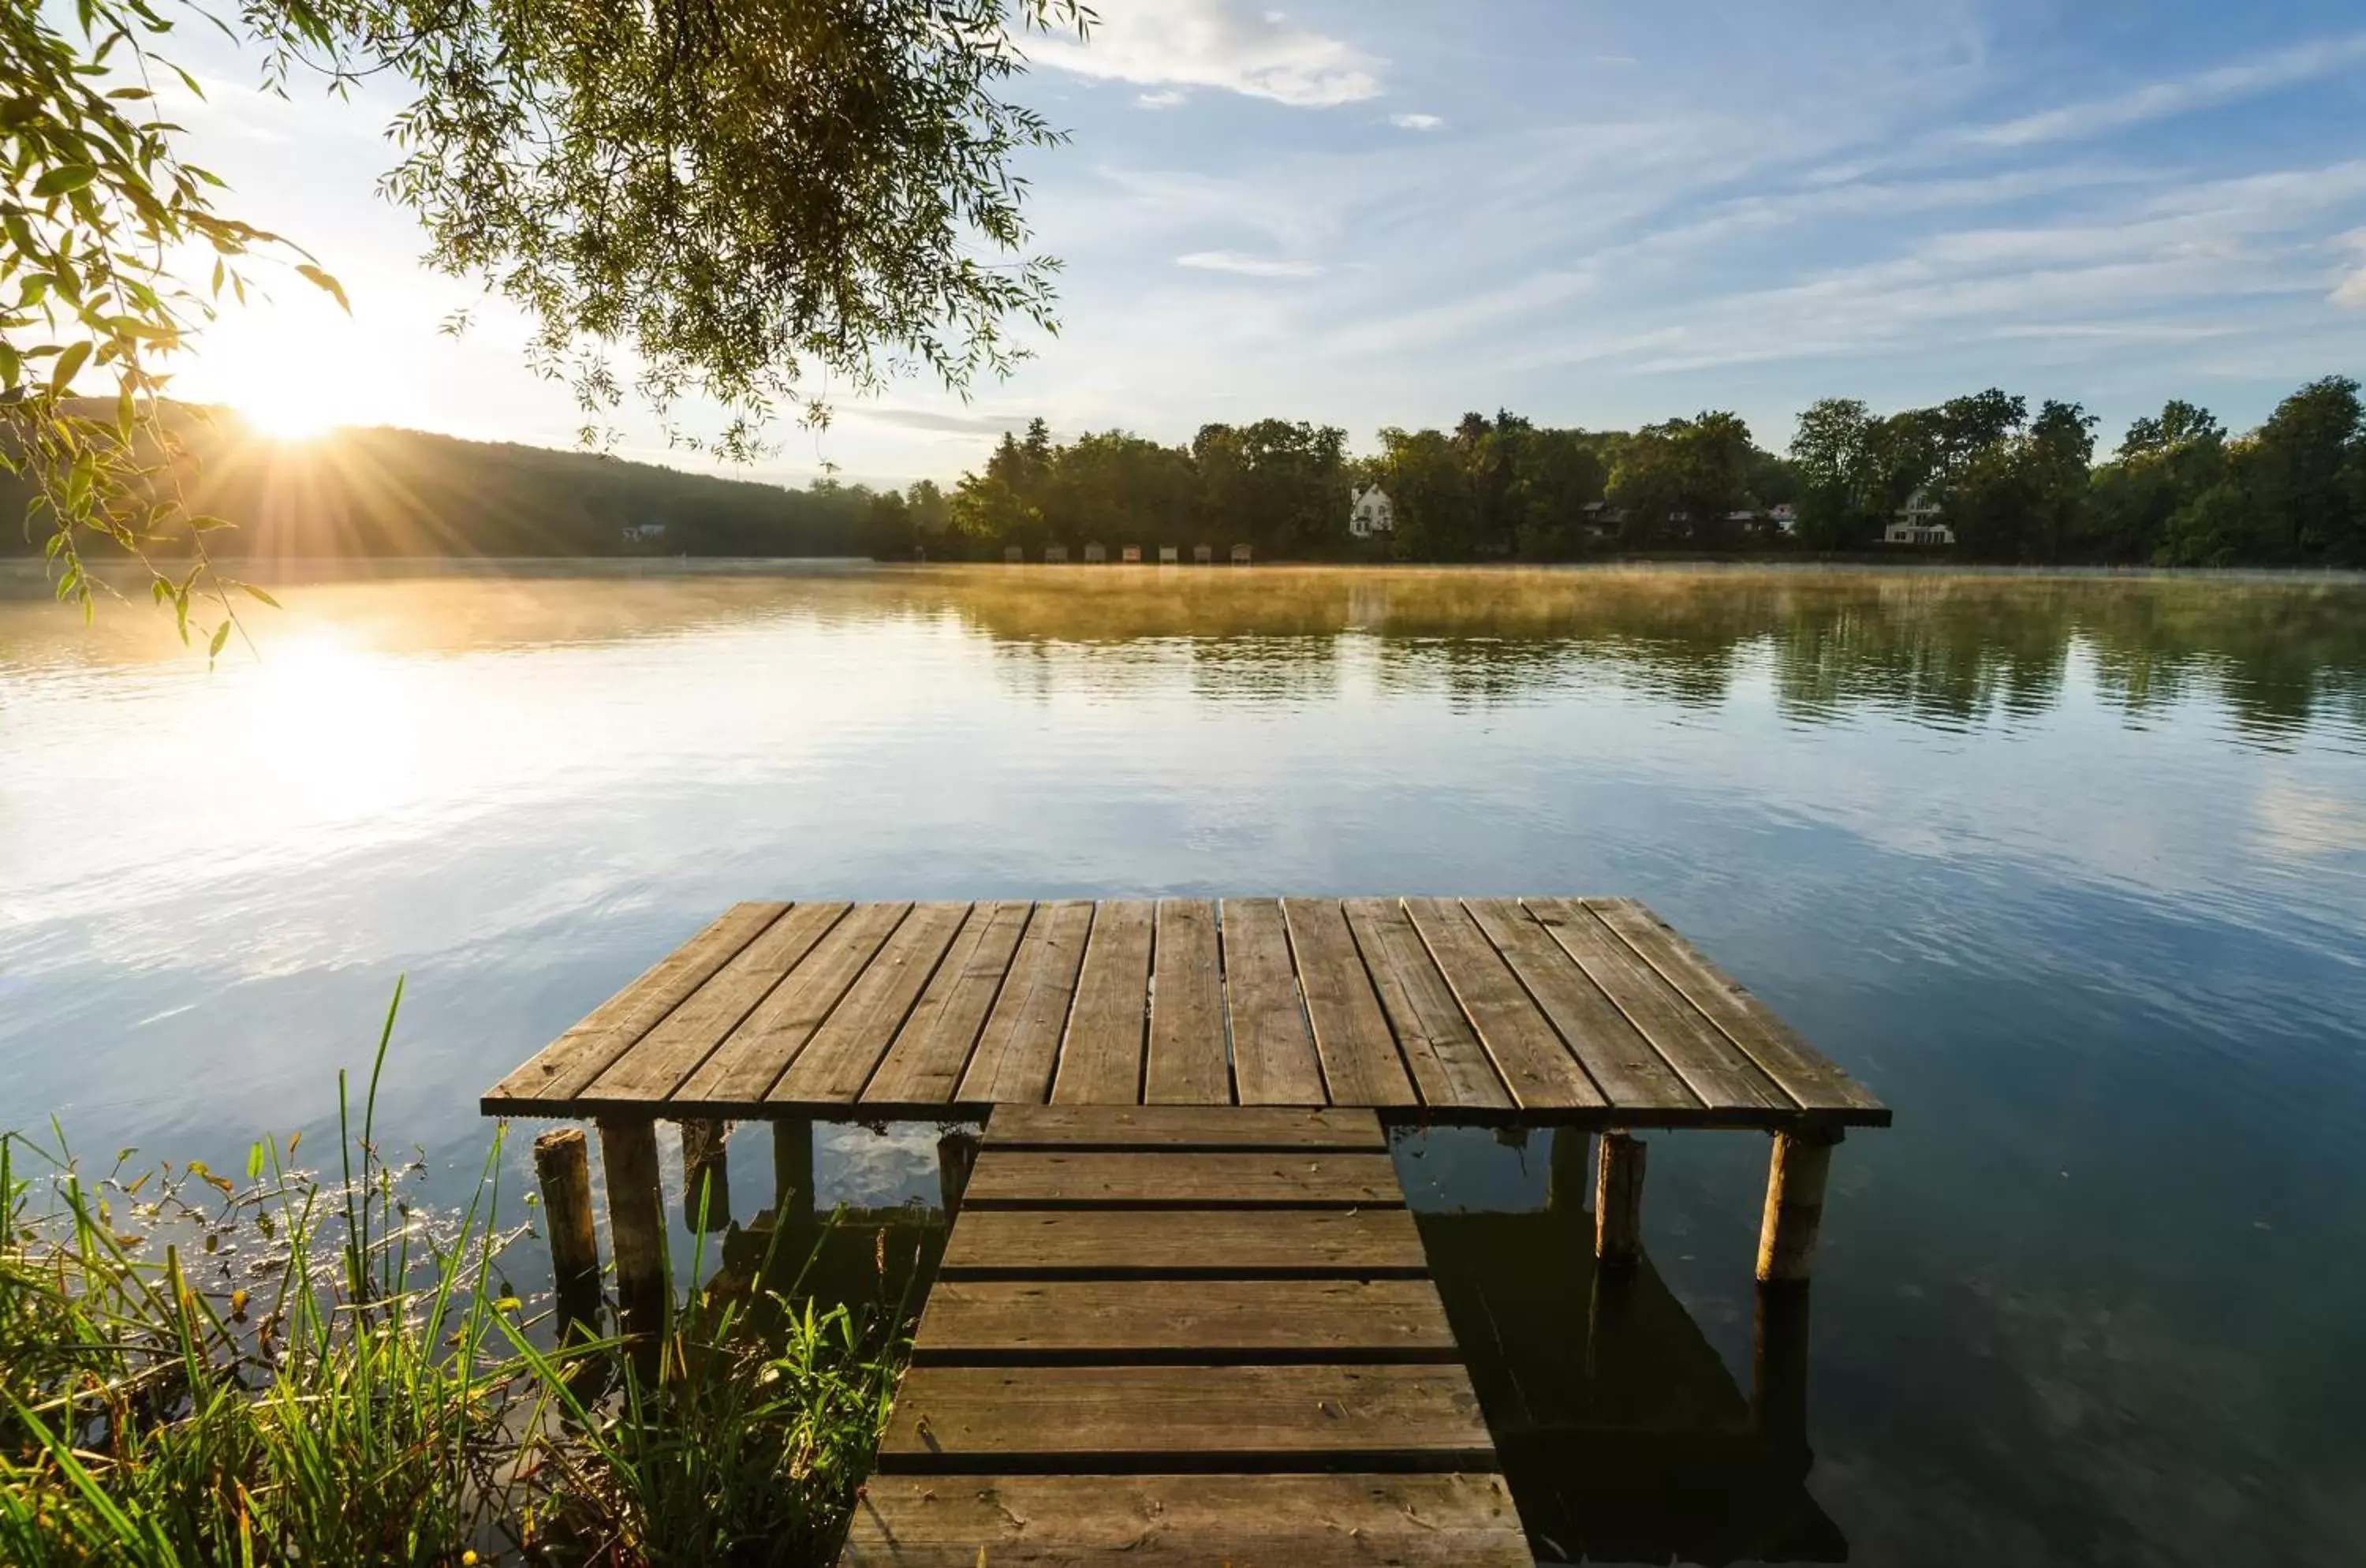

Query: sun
[{"left": 238, "top": 386, "right": 343, "bottom": 441}]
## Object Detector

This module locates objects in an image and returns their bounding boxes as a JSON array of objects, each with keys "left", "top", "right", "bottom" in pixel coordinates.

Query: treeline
[
  {"left": 0, "top": 408, "right": 879, "bottom": 559},
  {"left": 869, "top": 375, "right": 2366, "bottom": 567}
]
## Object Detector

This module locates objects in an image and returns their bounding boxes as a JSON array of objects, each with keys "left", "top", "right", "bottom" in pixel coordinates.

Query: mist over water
[{"left": 5, "top": 562, "right": 2363, "bottom": 1566}]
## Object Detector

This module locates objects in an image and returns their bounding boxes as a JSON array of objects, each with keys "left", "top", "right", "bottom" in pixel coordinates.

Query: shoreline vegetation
[
  {"left": 12, "top": 376, "right": 2363, "bottom": 578},
  {"left": 1, "top": 991, "right": 903, "bottom": 1567}
]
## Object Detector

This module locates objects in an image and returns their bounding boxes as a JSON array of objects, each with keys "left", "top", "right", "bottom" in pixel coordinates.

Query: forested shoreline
[
  {"left": 9, "top": 378, "right": 2364, "bottom": 570},
  {"left": 872, "top": 374, "right": 2366, "bottom": 568}
]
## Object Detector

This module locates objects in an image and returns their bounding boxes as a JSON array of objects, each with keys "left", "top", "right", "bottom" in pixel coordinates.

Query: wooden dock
[
  {"left": 484, "top": 895, "right": 1889, "bottom": 1564},
  {"left": 842, "top": 1106, "right": 1528, "bottom": 1564}
]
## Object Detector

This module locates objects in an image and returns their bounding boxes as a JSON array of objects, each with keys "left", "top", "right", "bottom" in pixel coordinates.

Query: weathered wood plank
[
  {"left": 1462, "top": 898, "right": 1700, "bottom": 1113},
  {"left": 1222, "top": 898, "right": 1326, "bottom": 1105},
  {"left": 957, "top": 901, "right": 1094, "bottom": 1105},
  {"left": 1525, "top": 898, "right": 1786, "bottom": 1114},
  {"left": 1281, "top": 898, "right": 1416, "bottom": 1107},
  {"left": 1404, "top": 897, "right": 1604, "bottom": 1110},
  {"left": 862, "top": 902, "right": 1033, "bottom": 1107},
  {"left": 983, "top": 1105, "right": 1386, "bottom": 1151},
  {"left": 1588, "top": 898, "right": 1890, "bottom": 1122},
  {"left": 961, "top": 1151, "right": 1402, "bottom": 1208},
  {"left": 672, "top": 902, "right": 912, "bottom": 1104},
  {"left": 911, "top": 1279, "right": 1457, "bottom": 1361},
  {"left": 939, "top": 1208, "right": 1427, "bottom": 1278},
  {"left": 878, "top": 1365, "right": 1494, "bottom": 1468},
  {"left": 1050, "top": 901, "right": 1155, "bottom": 1104},
  {"left": 1344, "top": 898, "right": 1513, "bottom": 1111},
  {"left": 770, "top": 902, "right": 972, "bottom": 1103},
  {"left": 1146, "top": 899, "right": 1230, "bottom": 1104},
  {"left": 840, "top": 1473, "right": 1530, "bottom": 1566},
  {"left": 584, "top": 902, "right": 849, "bottom": 1102},
  {"left": 482, "top": 902, "right": 786, "bottom": 1107}
]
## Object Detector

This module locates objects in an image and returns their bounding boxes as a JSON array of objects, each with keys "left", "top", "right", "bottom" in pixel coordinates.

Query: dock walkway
[
  {"left": 486, "top": 895, "right": 1890, "bottom": 1564},
  {"left": 842, "top": 1105, "right": 1528, "bottom": 1563}
]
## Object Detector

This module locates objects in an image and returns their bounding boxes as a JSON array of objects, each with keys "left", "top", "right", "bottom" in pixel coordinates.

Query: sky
[{"left": 154, "top": 0, "right": 2366, "bottom": 489}]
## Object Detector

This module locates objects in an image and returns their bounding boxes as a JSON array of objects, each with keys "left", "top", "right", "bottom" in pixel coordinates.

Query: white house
[
  {"left": 621, "top": 521, "right": 667, "bottom": 543},
  {"left": 1349, "top": 484, "right": 1396, "bottom": 539},
  {"left": 1884, "top": 488, "right": 1954, "bottom": 546}
]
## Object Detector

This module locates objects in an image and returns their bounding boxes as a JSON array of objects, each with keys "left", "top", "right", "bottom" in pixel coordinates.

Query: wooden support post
[
  {"left": 1595, "top": 1130, "right": 1646, "bottom": 1264},
  {"left": 1752, "top": 1282, "right": 1814, "bottom": 1466},
  {"left": 532, "top": 1127, "right": 601, "bottom": 1346},
  {"left": 678, "top": 1118, "right": 732, "bottom": 1234},
  {"left": 936, "top": 1129, "right": 980, "bottom": 1217},
  {"left": 595, "top": 1116, "right": 667, "bottom": 1379},
  {"left": 771, "top": 1117, "right": 816, "bottom": 1230},
  {"left": 1547, "top": 1128, "right": 1593, "bottom": 1219},
  {"left": 1756, "top": 1129, "right": 1842, "bottom": 1283}
]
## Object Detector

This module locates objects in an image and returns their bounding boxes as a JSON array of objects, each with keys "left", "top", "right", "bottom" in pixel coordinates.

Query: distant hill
[{"left": 0, "top": 408, "right": 879, "bottom": 558}]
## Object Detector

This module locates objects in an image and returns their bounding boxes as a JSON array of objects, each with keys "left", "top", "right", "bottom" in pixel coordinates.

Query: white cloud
[
  {"left": 2334, "top": 270, "right": 2366, "bottom": 308},
  {"left": 1960, "top": 32, "right": 2366, "bottom": 150},
  {"left": 1136, "top": 88, "right": 1189, "bottom": 109},
  {"left": 1390, "top": 113, "right": 1445, "bottom": 132},
  {"left": 1177, "top": 249, "right": 1326, "bottom": 279},
  {"left": 1032, "top": 0, "right": 1383, "bottom": 108}
]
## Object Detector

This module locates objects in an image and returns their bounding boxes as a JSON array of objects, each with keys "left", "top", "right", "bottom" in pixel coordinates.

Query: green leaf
[
  {"left": 240, "top": 582, "right": 280, "bottom": 608},
  {"left": 207, "top": 621, "right": 230, "bottom": 661},
  {"left": 32, "top": 166, "right": 96, "bottom": 198},
  {"left": 0, "top": 341, "right": 17, "bottom": 388},
  {"left": 295, "top": 263, "right": 349, "bottom": 313},
  {"left": 49, "top": 338, "right": 89, "bottom": 396}
]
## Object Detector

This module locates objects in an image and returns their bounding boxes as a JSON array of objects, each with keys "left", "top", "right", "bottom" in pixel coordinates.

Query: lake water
[{"left": 4, "top": 562, "right": 2364, "bottom": 1566}]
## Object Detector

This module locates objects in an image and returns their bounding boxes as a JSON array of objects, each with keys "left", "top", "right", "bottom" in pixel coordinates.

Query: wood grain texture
[
  {"left": 1344, "top": 898, "right": 1512, "bottom": 1111},
  {"left": 839, "top": 1472, "right": 1531, "bottom": 1566},
  {"left": 960, "top": 1151, "right": 1402, "bottom": 1208},
  {"left": 672, "top": 902, "right": 912, "bottom": 1103},
  {"left": 483, "top": 902, "right": 786, "bottom": 1107},
  {"left": 1146, "top": 900, "right": 1230, "bottom": 1104},
  {"left": 1282, "top": 898, "right": 1416, "bottom": 1107},
  {"left": 771, "top": 902, "right": 972, "bottom": 1103},
  {"left": 1404, "top": 897, "right": 1603, "bottom": 1110},
  {"left": 1051, "top": 901, "right": 1155, "bottom": 1104},
  {"left": 958, "top": 902, "right": 1094, "bottom": 1105},
  {"left": 1524, "top": 898, "right": 1785, "bottom": 1114},
  {"left": 878, "top": 1365, "right": 1494, "bottom": 1467},
  {"left": 983, "top": 1105, "right": 1386, "bottom": 1151},
  {"left": 938, "top": 1208, "right": 1428, "bottom": 1279},
  {"left": 584, "top": 902, "right": 848, "bottom": 1102},
  {"left": 1461, "top": 898, "right": 1699, "bottom": 1112},
  {"left": 863, "top": 901, "right": 1033, "bottom": 1106},
  {"left": 1221, "top": 898, "right": 1327, "bottom": 1105},
  {"left": 911, "top": 1279, "right": 1457, "bottom": 1361},
  {"left": 1588, "top": 898, "right": 1890, "bottom": 1122}
]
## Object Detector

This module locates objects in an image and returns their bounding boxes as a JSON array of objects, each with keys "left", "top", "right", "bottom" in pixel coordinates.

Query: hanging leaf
[
  {"left": 32, "top": 164, "right": 95, "bottom": 197},
  {"left": 295, "top": 263, "right": 349, "bottom": 313},
  {"left": 48, "top": 339, "right": 89, "bottom": 397}
]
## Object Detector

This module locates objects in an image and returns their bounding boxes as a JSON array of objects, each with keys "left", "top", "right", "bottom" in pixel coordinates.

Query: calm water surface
[{"left": 4, "top": 562, "right": 2364, "bottom": 1566}]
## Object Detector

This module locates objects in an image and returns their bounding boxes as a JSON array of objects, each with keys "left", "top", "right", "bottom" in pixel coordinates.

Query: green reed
[{"left": 0, "top": 986, "right": 904, "bottom": 1566}]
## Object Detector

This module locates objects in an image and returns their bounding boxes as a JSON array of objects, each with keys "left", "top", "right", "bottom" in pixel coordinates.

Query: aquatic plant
[{"left": 0, "top": 987, "right": 904, "bottom": 1566}]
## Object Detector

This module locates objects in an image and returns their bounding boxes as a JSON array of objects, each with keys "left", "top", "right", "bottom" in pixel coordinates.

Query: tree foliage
[{"left": 2, "top": 0, "right": 1088, "bottom": 638}]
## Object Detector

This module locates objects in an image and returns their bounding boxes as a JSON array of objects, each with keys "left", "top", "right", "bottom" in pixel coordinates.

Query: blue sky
[{"left": 160, "top": 0, "right": 2366, "bottom": 486}]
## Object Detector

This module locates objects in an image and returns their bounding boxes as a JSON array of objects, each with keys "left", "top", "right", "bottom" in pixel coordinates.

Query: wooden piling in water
[
  {"left": 595, "top": 1116, "right": 667, "bottom": 1376},
  {"left": 771, "top": 1117, "right": 815, "bottom": 1230},
  {"left": 678, "top": 1118, "right": 731, "bottom": 1233},
  {"left": 532, "top": 1127, "right": 601, "bottom": 1346},
  {"left": 937, "top": 1128, "right": 979, "bottom": 1217},
  {"left": 1595, "top": 1130, "right": 1646, "bottom": 1263},
  {"left": 1756, "top": 1129, "right": 1841, "bottom": 1283}
]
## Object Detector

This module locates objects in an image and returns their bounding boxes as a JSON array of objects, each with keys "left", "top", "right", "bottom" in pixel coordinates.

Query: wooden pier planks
[
  {"left": 845, "top": 1106, "right": 1532, "bottom": 1565},
  {"left": 483, "top": 896, "right": 1889, "bottom": 1131}
]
